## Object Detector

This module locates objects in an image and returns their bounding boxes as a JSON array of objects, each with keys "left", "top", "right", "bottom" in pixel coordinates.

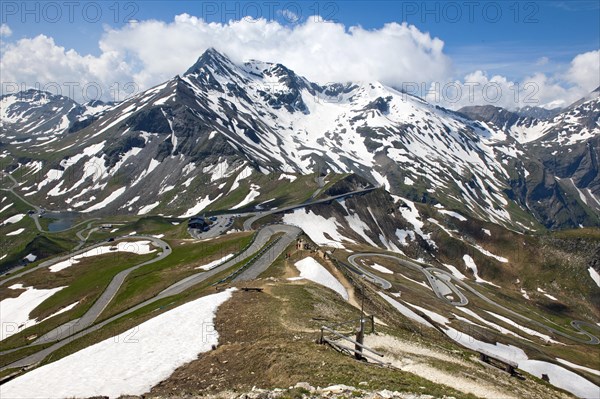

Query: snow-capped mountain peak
[{"left": 3, "top": 48, "right": 598, "bottom": 229}]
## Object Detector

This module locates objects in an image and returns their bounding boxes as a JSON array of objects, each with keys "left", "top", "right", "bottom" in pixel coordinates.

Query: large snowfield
[
  {"left": 293, "top": 257, "right": 349, "bottom": 300},
  {"left": 1, "top": 289, "right": 236, "bottom": 398}
]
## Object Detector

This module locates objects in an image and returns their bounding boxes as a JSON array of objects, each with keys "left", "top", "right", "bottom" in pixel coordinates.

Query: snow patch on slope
[
  {"left": 462, "top": 255, "right": 499, "bottom": 287},
  {"left": 293, "top": 257, "right": 348, "bottom": 300},
  {"left": 588, "top": 267, "right": 600, "bottom": 288},
  {"left": 0, "top": 286, "right": 66, "bottom": 340},
  {"left": 283, "top": 209, "right": 355, "bottom": 248},
  {"left": 179, "top": 194, "right": 223, "bottom": 218},
  {"left": 49, "top": 241, "right": 156, "bottom": 272},
  {"left": 196, "top": 254, "right": 235, "bottom": 271},
  {"left": 231, "top": 184, "right": 261, "bottom": 209}
]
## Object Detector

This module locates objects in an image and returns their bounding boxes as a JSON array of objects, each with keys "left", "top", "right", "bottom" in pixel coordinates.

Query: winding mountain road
[
  {"left": 1, "top": 183, "right": 375, "bottom": 371},
  {"left": 1, "top": 185, "right": 356, "bottom": 368},
  {"left": 0, "top": 224, "right": 300, "bottom": 370},
  {"left": 346, "top": 252, "right": 600, "bottom": 345},
  {"left": 348, "top": 254, "right": 468, "bottom": 305},
  {"left": 31, "top": 224, "right": 299, "bottom": 346},
  {"left": 32, "top": 236, "right": 171, "bottom": 345},
  {"left": 346, "top": 254, "right": 393, "bottom": 290}
]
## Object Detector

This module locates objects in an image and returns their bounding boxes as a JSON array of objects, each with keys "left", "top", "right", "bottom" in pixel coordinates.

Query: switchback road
[{"left": 347, "top": 252, "right": 599, "bottom": 345}]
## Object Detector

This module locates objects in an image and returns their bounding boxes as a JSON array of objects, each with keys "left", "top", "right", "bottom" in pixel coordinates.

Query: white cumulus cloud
[
  {"left": 97, "top": 15, "right": 452, "bottom": 91},
  {"left": 1, "top": 35, "right": 133, "bottom": 102},
  {"left": 0, "top": 15, "right": 452, "bottom": 102},
  {"left": 565, "top": 50, "right": 600, "bottom": 91},
  {"left": 426, "top": 51, "right": 599, "bottom": 110}
]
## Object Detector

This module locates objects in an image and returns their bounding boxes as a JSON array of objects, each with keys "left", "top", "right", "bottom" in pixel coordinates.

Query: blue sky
[
  {"left": 3, "top": 0, "right": 598, "bottom": 78},
  {"left": 1, "top": 1, "right": 598, "bottom": 108}
]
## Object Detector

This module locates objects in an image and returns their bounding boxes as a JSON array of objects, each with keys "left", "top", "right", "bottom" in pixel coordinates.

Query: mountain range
[{"left": 1, "top": 48, "right": 598, "bottom": 230}]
